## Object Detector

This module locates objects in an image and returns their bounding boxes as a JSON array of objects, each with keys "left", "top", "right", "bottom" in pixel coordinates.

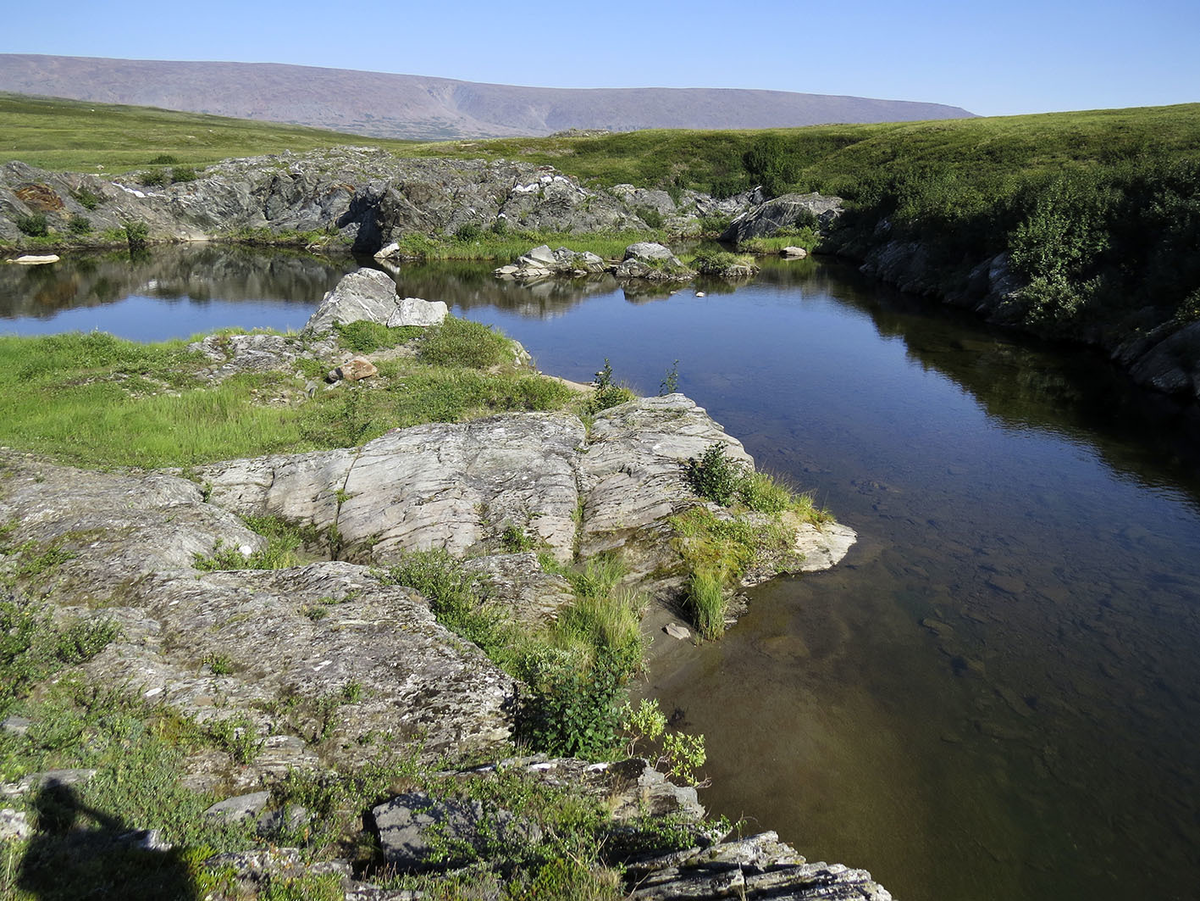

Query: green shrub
[
  {"left": 72, "top": 187, "right": 101, "bottom": 210},
  {"left": 67, "top": 214, "right": 92, "bottom": 234},
  {"left": 15, "top": 213, "right": 49, "bottom": 237},
  {"left": 636, "top": 206, "right": 665, "bottom": 229},
  {"left": 139, "top": 168, "right": 167, "bottom": 187},
  {"left": 149, "top": 154, "right": 179, "bottom": 165},
  {"left": 515, "top": 647, "right": 626, "bottom": 757},
  {"left": 454, "top": 222, "right": 483, "bottom": 242},
  {"left": 123, "top": 221, "right": 149, "bottom": 251},
  {"left": 418, "top": 316, "right": 512, "bottom": 369},
  {"left": 585, "top": 359, "right": 636, "bottom": 413},
  {"left": 683, "top": 443, "right": 742, "bottom": 505},
  {"left": 170, "top": 165, "right": 199, "bottom": 183}
]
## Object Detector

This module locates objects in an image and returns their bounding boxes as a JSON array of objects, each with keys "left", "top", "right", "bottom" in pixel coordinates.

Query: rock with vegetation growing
[
  {"left": 721, "top": 192, "right": 844, "bottom": 244},
  {"left": 614, "top": 243, "right": 695, "bottom": 281},
  {"left": 303, "top": 267, "right": 402, "bottom": 334}
]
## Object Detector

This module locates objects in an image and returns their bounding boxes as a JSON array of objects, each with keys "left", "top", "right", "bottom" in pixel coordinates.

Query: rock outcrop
[
  {"left": 613, "top": 242, "right": 695, "bottom": 281},
  {"left": 626, "top": 831, "right": 893, "bottom": 900},
  {"left": 721, "top": 192, "right": 844, "bottom": 245},
  {"left": 302, "top": 267, "right": 447, "bottom": 334},
  {"left": 0, "top": 150, "right": 756, "bottom": 252}
]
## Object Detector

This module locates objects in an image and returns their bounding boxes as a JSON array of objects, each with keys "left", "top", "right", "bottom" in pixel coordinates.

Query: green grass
[
  {"left": 0, "top": 323, "right": 577, "bottom": 469},
  {"left": 0, "top": 92, "right": 420, "bottom": 173}
]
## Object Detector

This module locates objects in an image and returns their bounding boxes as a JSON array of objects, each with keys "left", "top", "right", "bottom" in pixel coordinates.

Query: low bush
[
  {"left": 15, "top": 213, "right": 48, "bottom": 237},
  {"left": 123, "top": 221, "right": 149, "bottom": 251},
  {"left": 67, "top": 214, "right": 92, "bottom": 234},
  {"left": 418, "top": 316, "right": 513, "bottom": 369},
  {"left": 585, "top": 359, "right": 636, "bottom": 414}
]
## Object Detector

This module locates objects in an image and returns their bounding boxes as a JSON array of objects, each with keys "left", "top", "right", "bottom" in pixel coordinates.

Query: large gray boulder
[
  {"left": 388, "top": 296, "right": 448, "bottom": 328},
  {"left": 1126, "top": 320, "right": 1200, "bottom": 400},
  {"left": 614, "top": 243, "right": 694, "bottom": 281},
  {"left": 720, "top": 192, "right": 844, "bottom": 244},
  {"left": 303, "top": 268, "right": 400, "bottom": 334}
]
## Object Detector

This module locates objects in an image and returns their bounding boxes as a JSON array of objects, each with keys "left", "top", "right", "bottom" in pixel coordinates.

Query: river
[{"left": 3, "top": 246, "right": 1199, "bottom": 901}]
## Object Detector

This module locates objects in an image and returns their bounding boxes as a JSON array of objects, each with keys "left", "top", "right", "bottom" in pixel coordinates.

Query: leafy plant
[
  {"left": 67, "top": 214, "right": 92, "bottom": 234},
  {"left": 683, "top": 443, "right": 742, "bottom": 505},
  {"left": 72, "top": 187, "right": 101, "bottom": 210},
  {"left": 123, "top": 220, "right": 149, "bottom": 252},
  {"left": 15, "top": 213, "right": 48, "bottom": 237},
  {"left": 586, "top": 359, "right": 635, "bottom": 413},
  {"left": 659, "top": 360, "right": 679, "bottom": 395}
]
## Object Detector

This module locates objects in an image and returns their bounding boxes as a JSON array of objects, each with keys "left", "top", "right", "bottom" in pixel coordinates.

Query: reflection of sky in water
[{"left": 1, "top": 295, "right": 316, "bottom": 341}]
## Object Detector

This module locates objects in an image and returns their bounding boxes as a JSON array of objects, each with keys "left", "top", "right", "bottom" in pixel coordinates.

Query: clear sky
[{"left": 2, "top": 0, "right": 1196, "bottom": 117}]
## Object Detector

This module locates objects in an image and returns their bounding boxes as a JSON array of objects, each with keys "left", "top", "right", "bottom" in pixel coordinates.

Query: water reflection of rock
[
  {"left": 0, "top": 246, "right": 350, "bottom": 320},
  {"left": 763, "top": 257, "right": 1200, "bottom": 499}
]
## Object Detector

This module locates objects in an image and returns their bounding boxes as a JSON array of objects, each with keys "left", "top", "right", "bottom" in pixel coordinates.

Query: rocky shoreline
[{"left": 0, "top": 269, "right": 882, "bottom": 898}]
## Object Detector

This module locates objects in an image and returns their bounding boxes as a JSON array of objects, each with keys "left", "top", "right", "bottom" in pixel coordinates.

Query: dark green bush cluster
[
  {"left": 15, "top": 213, "right": 49, "bottom": 237},
  {"left": 68, "top": 214, "right": 91, "bottom": 234},
  {"left": 683, "top": 443, "right": 742, "bottom": 505},
  {"left": 71, "top": 187, "right": 101, "bottom": 210},
  {"left": 123, "top": 221, "right": 149, "bottom": 252}
]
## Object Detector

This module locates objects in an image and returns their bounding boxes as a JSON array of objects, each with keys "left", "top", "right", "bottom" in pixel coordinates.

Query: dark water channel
[{"left": 3, "top": 247, "right": 1200, "bottom": 901}]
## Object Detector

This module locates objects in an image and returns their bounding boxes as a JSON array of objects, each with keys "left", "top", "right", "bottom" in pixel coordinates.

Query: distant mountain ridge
[{"left": 0, "top": 54, "right": 974, "bottom": 140}]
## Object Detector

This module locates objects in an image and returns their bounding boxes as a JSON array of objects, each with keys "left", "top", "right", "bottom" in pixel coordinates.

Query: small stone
[
  {"left": 780, "top": 246, "right": 808, "bottom": 258},
  {"left": 665, "top": 622, "right": 692, "bottom": 641},
  {"left": 238, "top": 544, "right": 254, "bottom": 556},
  {"left": 1, "top": 716, "right": 32, "bottom": 736},
  {"left": 206, "top": 791, "right": 271, "bottom": 824},
  {"left": 0, "top": 809, "right": 31, "bottom": 840},
  {"left": 337, "top": 357, "right": 379, "bottom": 382}
]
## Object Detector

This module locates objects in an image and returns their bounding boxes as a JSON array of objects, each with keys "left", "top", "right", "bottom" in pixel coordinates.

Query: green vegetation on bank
[
  {"left": 0, "top": 320, "right": 576, "bottom": 469},
  {"left": 0, "top": 593, "right": 712, "bottom": 901},
  {"left": 678, "top": 443, "right": 831, "bottom": 639},
  {"left": 7, "top": 94, "right": 1196, "bottom": 343}
]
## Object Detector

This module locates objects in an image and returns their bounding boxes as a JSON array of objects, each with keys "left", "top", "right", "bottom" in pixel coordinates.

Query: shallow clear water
[{"left": 3, "top": 248, "right": 1199, "bottom": 901}]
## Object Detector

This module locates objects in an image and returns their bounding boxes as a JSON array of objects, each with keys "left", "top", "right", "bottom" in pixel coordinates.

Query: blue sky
[{"left": 3, "top": 0, "right": 1196, "bottom": 117}]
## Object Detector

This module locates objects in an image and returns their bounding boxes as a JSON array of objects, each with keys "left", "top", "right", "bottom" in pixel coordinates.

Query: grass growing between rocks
[
  {"left": 383, "top": 549, "right": 678, "bottom": 764},
  {"left": 675, "top": 443, "right": 832, "bottom": 639},
  {"left": 0, "top": 319, "right": 579, "bottom": 469}
]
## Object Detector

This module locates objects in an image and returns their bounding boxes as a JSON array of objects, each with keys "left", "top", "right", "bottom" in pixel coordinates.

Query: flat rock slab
[
  {"left": 79, "top": 562, "right": 515, "bottom": 762},
  {"left": 626, "top": 830, "right": 893, "bottom": 900}
]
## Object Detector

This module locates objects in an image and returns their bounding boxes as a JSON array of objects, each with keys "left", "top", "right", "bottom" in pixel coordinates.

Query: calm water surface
[{"left": 4, "top": 248, "right": 1199, "bottom": 901}]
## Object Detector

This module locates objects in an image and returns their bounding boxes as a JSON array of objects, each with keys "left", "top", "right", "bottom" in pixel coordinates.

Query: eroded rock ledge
[{"left": 0, "top": 391, "right": 871, "bottom": 897}]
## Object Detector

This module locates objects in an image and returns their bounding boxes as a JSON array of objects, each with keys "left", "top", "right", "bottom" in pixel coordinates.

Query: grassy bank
[{"left": 0, "top": 320, "right": 577, "bottom": 469}]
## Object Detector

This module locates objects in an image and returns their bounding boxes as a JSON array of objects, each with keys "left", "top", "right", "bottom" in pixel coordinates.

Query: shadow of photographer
[{"left": 16, "top": 779, "right": 197, "bottom": 901}]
